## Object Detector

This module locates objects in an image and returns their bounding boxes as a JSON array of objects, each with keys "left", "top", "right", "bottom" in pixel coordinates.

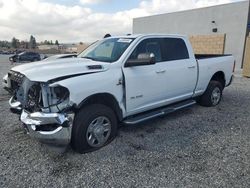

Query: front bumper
[
  {"left": 20, "top": 110, "right": 74, "bottom": 147},
  {"left": 9, "top": 96, "right": 22, "bottom": 114},
  {"left": 9, "top": 97, "right": 74, "bottom": 147}
]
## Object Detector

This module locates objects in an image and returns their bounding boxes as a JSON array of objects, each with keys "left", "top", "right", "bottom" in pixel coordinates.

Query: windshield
[
  {"left": 78, "top": 38, "right": 134, "bottom": 63},
  {"left": 18, "top": 52, "right": 26, "bottom": 55}
]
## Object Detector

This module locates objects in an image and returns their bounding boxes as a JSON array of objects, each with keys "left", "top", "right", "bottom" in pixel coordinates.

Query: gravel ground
[{"left": 0, "top": 54, "right": 250, "bottom": 187}]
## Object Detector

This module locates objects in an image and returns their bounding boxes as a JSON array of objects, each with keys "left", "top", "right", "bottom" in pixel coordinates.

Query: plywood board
[{"left": 243, "top": 37, "right": 250, "bottom": 77}]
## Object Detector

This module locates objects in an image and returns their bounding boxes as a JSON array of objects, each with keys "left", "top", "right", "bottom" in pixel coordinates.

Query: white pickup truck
[{"left": 7, "top": 34, "right": 234, "bottom": 153}]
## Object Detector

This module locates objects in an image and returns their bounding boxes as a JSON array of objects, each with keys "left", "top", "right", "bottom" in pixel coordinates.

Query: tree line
[{"left": 0, "top": 35, "right": 59, "bottom": 49}]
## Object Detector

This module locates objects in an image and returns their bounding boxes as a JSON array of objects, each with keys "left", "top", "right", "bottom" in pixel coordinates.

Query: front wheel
[
  {"left": 71, "top": 104, "right": 117, "bottom": 153},
  {"left": 197, "top": 80, "right": 223, "bottom": 107}
]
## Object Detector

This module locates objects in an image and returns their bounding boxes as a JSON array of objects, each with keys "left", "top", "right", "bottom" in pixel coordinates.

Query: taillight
[{"left": 233, "top": 61, "right": 236, "bottom": 73}]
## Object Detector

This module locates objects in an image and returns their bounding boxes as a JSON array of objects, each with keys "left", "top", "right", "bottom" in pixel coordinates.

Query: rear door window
[{"left": 161, "top": 38, "right": 189, "bottom": 61}]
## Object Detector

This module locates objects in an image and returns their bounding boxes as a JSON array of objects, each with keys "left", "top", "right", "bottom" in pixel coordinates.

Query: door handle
[
  {"left": 188, "top": 66, "right": 196, "bottom": 69},
  {"left": 156, "top": 70, "right": 166, "bottom": 74}
]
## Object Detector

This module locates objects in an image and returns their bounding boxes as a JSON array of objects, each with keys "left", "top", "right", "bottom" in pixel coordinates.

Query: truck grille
[{"left": 8, "top": 71, "right": 25, "bottom": 91}]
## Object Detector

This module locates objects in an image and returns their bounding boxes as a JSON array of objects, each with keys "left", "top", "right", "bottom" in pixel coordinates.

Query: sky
[{"left": 0, "top": 0, "right": 244, "bottom": 43}]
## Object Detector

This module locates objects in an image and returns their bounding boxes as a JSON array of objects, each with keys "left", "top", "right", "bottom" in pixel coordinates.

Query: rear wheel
[
  {"left": 197, "top": 80, "right": 223, "bottom": 107},
  {"left": 71, "top": 104, "right": 117, "bottom": 153}
]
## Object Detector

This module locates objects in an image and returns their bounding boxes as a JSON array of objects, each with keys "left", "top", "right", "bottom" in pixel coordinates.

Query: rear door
[{"left": 160, "top": 37, "right": 197, "bottom": 102}]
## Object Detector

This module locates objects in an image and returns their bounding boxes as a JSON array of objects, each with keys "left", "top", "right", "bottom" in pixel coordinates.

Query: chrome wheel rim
[
  {"left": 86, "top": 116, "right": 111, "bottom": 147},
  {"left": 211, "top": 87, "right": 221, "bottom": 105}
]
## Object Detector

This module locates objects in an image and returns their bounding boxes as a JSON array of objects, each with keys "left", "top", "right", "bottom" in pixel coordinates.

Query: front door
[{"left": 123, "top": 38, "right": 168, "bottom": 115}]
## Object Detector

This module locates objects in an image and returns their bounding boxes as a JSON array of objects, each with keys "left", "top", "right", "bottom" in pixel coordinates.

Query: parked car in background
[
  {"left": 9, "top": 51, "right": 41, "bottom": 63},
  {"left": 7, "top": 34, "right": 234, "bottom": 153},
  {"left": 0, "top": 50, "right": 14, "bottom": 55}
]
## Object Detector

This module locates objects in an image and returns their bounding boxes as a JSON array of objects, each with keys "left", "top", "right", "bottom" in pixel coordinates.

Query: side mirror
[{"left": 125, "top": 53, "right": 156, "bottom": 67}]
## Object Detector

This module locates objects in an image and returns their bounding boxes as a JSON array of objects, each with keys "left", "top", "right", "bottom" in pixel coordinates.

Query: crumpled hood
[{"left": 11, "top": 58, "right": 109, "bottom": 82}]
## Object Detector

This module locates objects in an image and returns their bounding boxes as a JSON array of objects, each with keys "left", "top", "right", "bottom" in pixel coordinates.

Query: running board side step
[{"left": 123, "top": 100, "right": 196, "bottom": 125}]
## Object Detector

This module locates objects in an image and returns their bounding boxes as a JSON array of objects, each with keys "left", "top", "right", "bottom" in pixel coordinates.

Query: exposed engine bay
[{"left": 9, "top": 70, "right": 71, "bottom": 113}]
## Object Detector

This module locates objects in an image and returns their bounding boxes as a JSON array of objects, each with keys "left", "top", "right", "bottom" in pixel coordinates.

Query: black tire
[
  {"left": 197, "top": 80, "right": 223, "bottom": 107},
  {"left": 71, "top": 104, "right": 117, "bottom": 154}
]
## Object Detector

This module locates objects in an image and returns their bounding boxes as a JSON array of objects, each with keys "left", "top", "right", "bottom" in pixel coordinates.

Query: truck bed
[{"left": 193, "top": 54, "right": 234, "bottom": 97}]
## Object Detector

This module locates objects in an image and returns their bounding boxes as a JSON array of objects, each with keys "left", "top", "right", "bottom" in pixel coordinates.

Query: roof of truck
[{"left": 112, "top": 34, "right": 187, "bottom": 39}]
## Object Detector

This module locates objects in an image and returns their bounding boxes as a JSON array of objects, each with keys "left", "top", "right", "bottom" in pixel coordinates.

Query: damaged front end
[{"left": 8, "top": 70, "right": 74, "bottom": 148}]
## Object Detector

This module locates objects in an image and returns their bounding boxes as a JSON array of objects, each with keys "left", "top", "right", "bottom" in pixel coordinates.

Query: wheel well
[
  {"left": 77, "top": 93, "right": 123, "bottom": 121},
  {"left": 210, "top": 71, "right": 225, "bottom": 88}
]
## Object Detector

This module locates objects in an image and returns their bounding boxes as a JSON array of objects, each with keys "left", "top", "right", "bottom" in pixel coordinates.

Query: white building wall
[{"left": 133, "top": 1, "right": 250, "bottom": 69}]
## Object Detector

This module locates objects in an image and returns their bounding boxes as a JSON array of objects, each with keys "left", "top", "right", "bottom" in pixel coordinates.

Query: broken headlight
[
  {"left": 52, "top": 86, "right": 69, "bottom": 101},
  {"left": 26, "top": 83, "right": 42, "bottom": 112},
  {"left": 44, "top": 86, "right": 70, "bottom": 113}
]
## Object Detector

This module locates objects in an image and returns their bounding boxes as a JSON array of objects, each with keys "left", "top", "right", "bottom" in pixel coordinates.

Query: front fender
[{"left": 51, "top": 68, "right": 125, "bottom": 116}]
